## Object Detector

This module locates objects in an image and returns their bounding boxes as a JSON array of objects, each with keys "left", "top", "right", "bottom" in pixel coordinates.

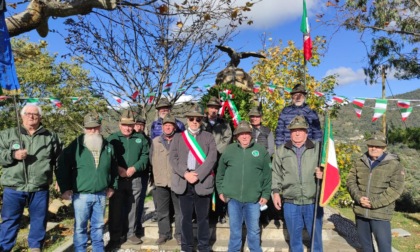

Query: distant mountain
[{"left": 331, "top": 88, "right": 420, "bottom": 141}]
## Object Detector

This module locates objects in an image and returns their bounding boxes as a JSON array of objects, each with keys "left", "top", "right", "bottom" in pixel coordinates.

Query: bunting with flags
[
  {"left": 314, "top": 91, "right": 324, "bottom": 97},
  {"left": 204, "top": 84, "right": 212, "bottom": 90},
  {"left": 332, "top": 96, "right": 347, "bottom": 104},
  {"left": 50, "top": 97, "right": 62, "bottom": 108},
  {"left": 163, "top": 83, "right": 172, "bottom": 93},
  {"left": 352, "top": 98, "right": 366, "bottom": 118},
  {"left": 397, "top": 100, "right": 412, "bottom": 121},
  {"left": 300, "top": 0, "right": 312, "bottom": 61},
  {"left": 319, "top": 113, "right": 340, "bottom": 207},
  {"left": 284, "top": 87, "right": 292, "bottom": 94},
  {"left": 193, "top": 86, "right": 203, "bottom": 93},
  {"left": 372, "top": 99, "right": 388, "bottom": 122},
  {"left": 71, "top": 97, "right": 82, "bottom": 103},
  {"left": 268, "top": 84, "right": 276, "bottom": 93},
  {"left": 26, "top": 98, "right": 39, "bottom": 104}
]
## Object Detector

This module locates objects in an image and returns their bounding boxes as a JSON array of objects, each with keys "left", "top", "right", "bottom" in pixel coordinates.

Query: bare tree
[{"left": 63, "top": 0, "right": 256, "bottom": 117}]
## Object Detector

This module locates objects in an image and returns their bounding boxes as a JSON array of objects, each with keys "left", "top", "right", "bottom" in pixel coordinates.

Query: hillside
[{"left": 331, "top": 88, "right": 420, "bottom": 141}]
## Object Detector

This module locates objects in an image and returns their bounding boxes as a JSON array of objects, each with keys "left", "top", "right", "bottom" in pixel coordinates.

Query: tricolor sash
[{"left": 182, "top": 130, "right": 207, "bottom": 165}]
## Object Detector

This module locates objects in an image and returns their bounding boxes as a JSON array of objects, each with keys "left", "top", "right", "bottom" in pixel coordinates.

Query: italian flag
[
  {"left": 204, "top": 84, "right": 212, "bottom": 90},
  {"left": 314, "top": 91, "right": 324, "bottom": 97},
  {"left": 319, "top": 113, "right": 340, "bottom": 207},
  {"left": 284, "top": 87, "right": 292, "bottom": 94},
  {"left": 399, "top": 107, "right": 413, "bottom": 122},
  {"left": 300, "top": 0, "right": 312, "bottom": 61},
  {"left": 163, "top": 83, "right": 172, "bottom": 93},
  {"left": 50, "top": 97, "right": 62, "bottom": 108},
  {"left": 352, "top": 98, "right": 366, "bottom": 118},
  {"left": 397, "top": 99, "right": 410, "bottom": 109},
  {"left": 26, "top": 98, "right": 39, "bottom": 104},
  {"left": 332, "top": 95, "right": 346, "bottom": 103},
  {"left": 372, "top": 99, "right": 388, "bottom": 122},
  {"left": 147, "top": 92, "right": 156, "bottom": 104},
  {"left": 253, "top": 82, "right": 261, "bottom": 93},
  {"left": 268, "top": 84, "right": 276, "bottom": 93},
  {"left": 113, "top": 96, "right": 122, "bottom": 104},
  {"left": 71, "top": 97, "right": 81, "bottom": 103},
  {"left": 131, "top": 90, "right": 139, "bottom": 100}
]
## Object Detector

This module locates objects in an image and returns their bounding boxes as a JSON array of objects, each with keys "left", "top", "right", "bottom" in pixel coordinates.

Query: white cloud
[
  {"left": 174, "top": 94, "right": 195, "bottom": 104},
  {"left": 238, "top": 0, "right": 323, "bottom": 30},
  {"left": 325, "top": 67, "right": 366, "bottom": 85}
]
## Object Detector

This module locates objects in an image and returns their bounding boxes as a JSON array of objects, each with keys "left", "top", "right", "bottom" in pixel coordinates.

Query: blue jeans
[
  {"left": 227, "top": 199, "right": 262, "bottom": 252},
  {"left": 283, "top": 203, "right": 323, "bottom": 252},
  {"left": 0, "top": 188, "right": 49, "bottom": 252},
  {"left": 356, "top": 216, "right": 392, "bottom": 252},
  {"left": 72, "top": 192, "right": 106, "bottom": 252}
]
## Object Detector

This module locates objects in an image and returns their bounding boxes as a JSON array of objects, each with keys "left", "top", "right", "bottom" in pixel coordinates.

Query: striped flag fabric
[
  {"left": 352, "top": 98, "right": 366, "bottom": 118},
  {"left": 314, "top": 91, "right": 324, "bottom": 97},
  {"left": 131, "top": 90, "right": 139, "bottom": 100},
  {"left": 397, "top": 100, "right": 410, "bottom": 109},
  {"left": 204, "top": 84, "right": 212, "bottom": 90},
  {"left": 71, "top": 97, "right": 81, "bottom": 103},
  {"left": 26, "top": 98, "right": 39, "bottom": 105},
  {"left": 193, "top": 86, "right": 203, "bottom": 92},
  {"left": 177, "top": 88, "right": 186, "bottom": 94},
  {"left": 300, "top": 0, "right": 312, "bottom": 61},
  {"left": 397, "top": 100, "right": 412, "bottom": 121},
  {"left": 113, "top": 96, "right": 122, "bottom": 104},
  {"left": 253, "top": 82, "right": 261, "bottom": 93},
  {"left": 399, "top": 107, "right": 413, "bottom": 122},
  {"left": 332, "top": 96, "right": 347, "bottom": 103},
  {"left": 50, "top": 97, "right": 62, "bottom": 108},
  {"left": 268, "top": 84, "right": 276, "bottom": 93},
  {"left": 372, "top": 99, "right": 388, "bottom": 122},
  {"left": 319, "top": 113, "right": 340, "bottom": 207},
  {"left": 163, "top": 83, "right": 172, "bottom": 93},
  {"left": 147, "top": 92, "right": 156, "bottom": 104},
  {"left": 284, "top": 87, "right": 292, "bottom": 94}
]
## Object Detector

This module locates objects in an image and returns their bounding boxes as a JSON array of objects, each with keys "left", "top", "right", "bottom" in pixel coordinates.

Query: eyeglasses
[
  {"left": 188, "top": 117, "right": 202, "bottom": 123},
  {"left": 24, "top": 112, "right": 40, "bottom": 118}
]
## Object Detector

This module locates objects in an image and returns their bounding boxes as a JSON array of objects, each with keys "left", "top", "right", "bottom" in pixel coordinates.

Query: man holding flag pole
[{"left": 272, "top": 115, "right": 324, "bottom": 252}]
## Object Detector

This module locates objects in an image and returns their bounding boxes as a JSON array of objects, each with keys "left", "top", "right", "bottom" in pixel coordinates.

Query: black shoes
[{"left": 218, "top": 216, "right": 227, "bottom": 224}]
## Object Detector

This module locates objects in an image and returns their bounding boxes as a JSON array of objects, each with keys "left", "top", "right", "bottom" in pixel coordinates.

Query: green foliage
[
  {"left": 200, "top": 83, "right": 255, "bottom": 128},
  {"left": 1, "top": 38, "right": 109, "bottom": 145},
  {"left": 248, "top": 39, "right": 338, "bottom": 132},
  {"left": 388, "top": 127, "right": 420, "bottom": 150},
  {"left": 323, "top": 0, "right": 420, "bottom": 82}
]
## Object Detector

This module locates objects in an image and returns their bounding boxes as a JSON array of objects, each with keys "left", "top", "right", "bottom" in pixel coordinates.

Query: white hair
[{"left": 20, "top": 104, "right": 43, "bottom": 117}]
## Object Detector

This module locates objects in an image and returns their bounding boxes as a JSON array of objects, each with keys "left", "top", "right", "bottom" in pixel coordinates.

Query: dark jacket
[
  {"left": 202, "top": 117, "right": 232, "bottom": 154},
  {"left": 216, "top": 141, "right": 271, "bottom": 203},
  {"left": 56, "top": 134, "right": 118, "bottom": 194},
  {"left": 274, "top": 103, "right": 322, "bottom": 146},
  {"left": 252, "top": 125, "right": 275, "bottom": 156},
  {"left": 0, "top": 125, "right": 62, "bottom": 192},
  {"left": 272, "top": 139, "right": 320, "bottom": 205},
  {"left": 107, "top": 131, "right": 149, "bottom": 175},
  {"left": 169, "top": 130, "right": 217, "bottom": 196},
  {"left": 150, "top": 117, "right": 185, "bottom": 140},
  {"left": 347, "top": 152, "right": 405, "bottom": 221}
]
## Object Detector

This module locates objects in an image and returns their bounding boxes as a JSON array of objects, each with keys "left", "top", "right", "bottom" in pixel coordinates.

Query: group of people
[{"left": 0, "top": 84, "right": 404, "bottom": 252}]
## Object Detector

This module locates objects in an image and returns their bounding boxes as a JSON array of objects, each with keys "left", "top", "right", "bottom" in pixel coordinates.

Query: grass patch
[{"left": 336, "top": 207, "right": 420, "bottom": 252}]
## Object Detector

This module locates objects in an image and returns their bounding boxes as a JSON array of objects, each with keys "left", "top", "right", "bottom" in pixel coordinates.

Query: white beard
[{"left": 84, "top": 133, "right": 103, "bottom": 152}]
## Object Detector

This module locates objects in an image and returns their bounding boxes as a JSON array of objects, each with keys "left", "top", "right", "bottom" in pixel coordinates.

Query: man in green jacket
[
  {"left": 347, "top": 131, "right": 404, "bottom": 252},
  {"left": 0, "top": 104, "right": 62, "bottom": 252},
  {"left": 271, "top": 115, "right": 323, "bottom": 252},
  {"left": 216, "top": 121, "right": 271, "bottom": 252},
  {"left": 56, "top": 112, "right": 118, "bottom": 252},
  {"left": 106, "top": 111, "right": 150, "bottom": 249}
]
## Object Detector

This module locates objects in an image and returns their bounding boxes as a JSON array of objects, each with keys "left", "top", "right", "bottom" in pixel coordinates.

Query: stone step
[
  {"left": 143, "top": 218, "right": 336, "bottom": 241},
  {"left": 118, "top": 236, "right": 358, "bottom": 252}
]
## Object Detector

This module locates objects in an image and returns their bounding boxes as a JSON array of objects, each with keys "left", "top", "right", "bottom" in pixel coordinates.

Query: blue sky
[{"left": 9, "top": 0, "right": 419, "bottom": 102}]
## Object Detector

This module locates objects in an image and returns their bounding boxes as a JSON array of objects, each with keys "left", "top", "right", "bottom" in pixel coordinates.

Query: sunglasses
[{"left": 188, "top": 117, "right": 202, "bottom": 123}]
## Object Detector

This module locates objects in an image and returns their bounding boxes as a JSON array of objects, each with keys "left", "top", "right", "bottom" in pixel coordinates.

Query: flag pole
[{"left": 310, "top": 106, "right": 328, "bottom": 251}]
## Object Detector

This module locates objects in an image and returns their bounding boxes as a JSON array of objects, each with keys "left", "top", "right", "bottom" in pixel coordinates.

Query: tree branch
[{"left": 6, "top": 0, "right": 121, "bottom": 37}]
